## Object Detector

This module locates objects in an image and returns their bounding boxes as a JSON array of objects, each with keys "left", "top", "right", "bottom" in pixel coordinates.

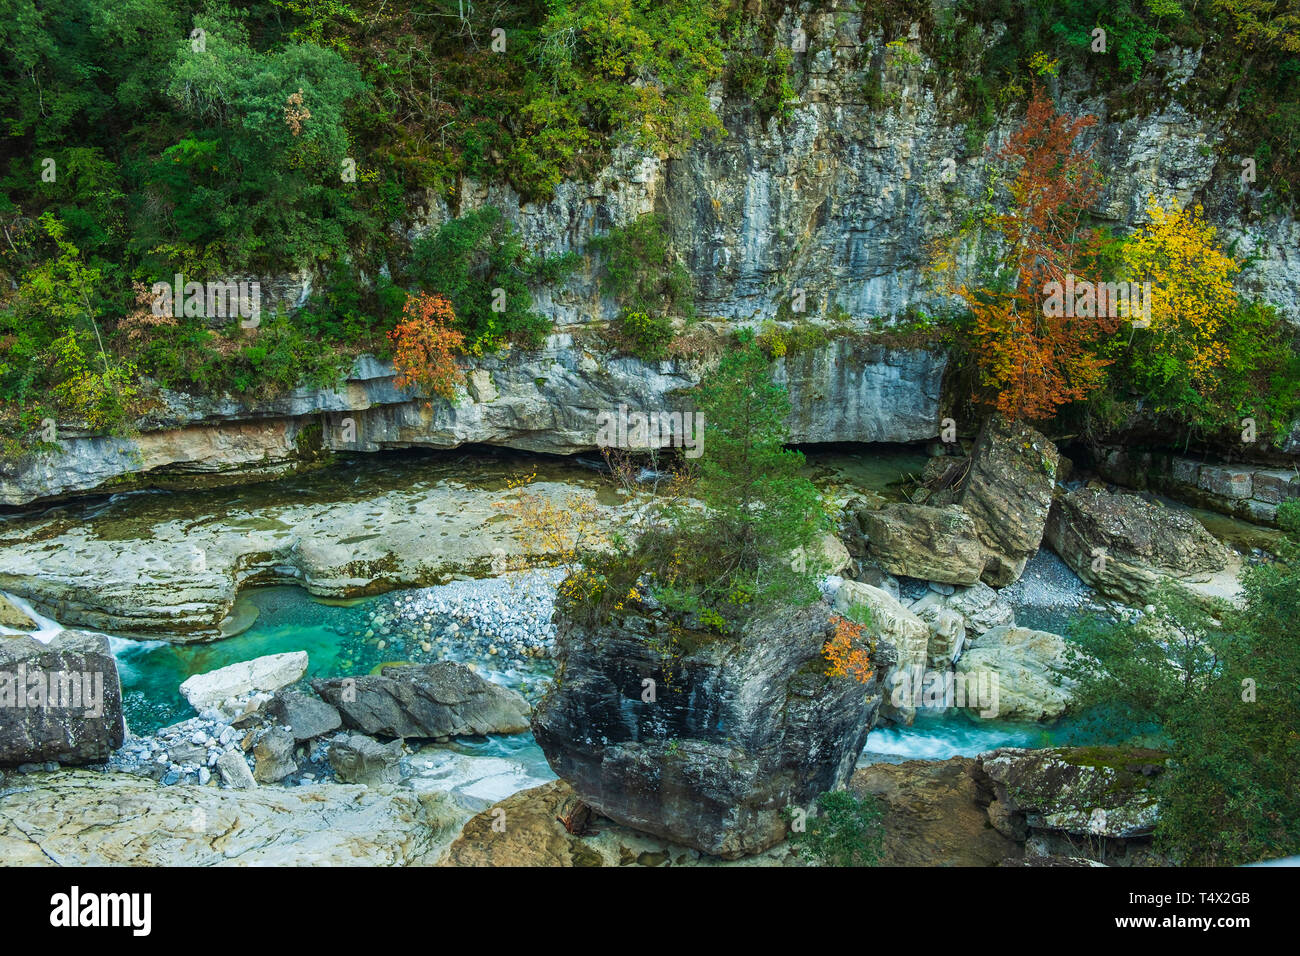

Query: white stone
[{"left": 180, "top": 652, "right": 308, "bottom": 711}]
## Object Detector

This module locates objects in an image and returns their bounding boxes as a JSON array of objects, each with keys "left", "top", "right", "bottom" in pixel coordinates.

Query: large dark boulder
[
  {"left": 0, "top": 630, "right": 125, "bottom": 765},
  {"left": 313, "top": 661, "right": 530, "bottom": 739},
  {"left": 531, "top": 600, "right": 891, "bottom": 859}
]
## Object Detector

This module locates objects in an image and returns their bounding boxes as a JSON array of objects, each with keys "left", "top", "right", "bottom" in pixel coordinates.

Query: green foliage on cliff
[
  {"left": 409, "top": 207, "right": 577, "bottom": 354},
  {"left": 1, "top": 0, "right": 1296, "bottom": 439},
  {"left": 1066, "top": 500, "right": 1300, "bottom": 865}
]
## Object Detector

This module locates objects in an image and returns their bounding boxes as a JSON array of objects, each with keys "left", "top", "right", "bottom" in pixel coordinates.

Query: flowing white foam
[{"left": 0, "top": 592, "right": 65, "bottom": 644}]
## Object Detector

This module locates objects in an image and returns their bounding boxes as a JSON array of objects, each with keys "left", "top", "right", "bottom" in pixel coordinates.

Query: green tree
[
  {"left": 1066, "top": 501, "right": 1300, "bottom": 864},
  {"left": 661, "top": 331, "right": 828, "bottom": 623}
]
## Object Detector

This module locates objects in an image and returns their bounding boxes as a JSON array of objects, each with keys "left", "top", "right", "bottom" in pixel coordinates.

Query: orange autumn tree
[
  {"left": 389, "top": 292, "right": 465, "bottom": 401},
  {"left": 824, "top": 613, "right": 874, "bottom": 684},
  {"left": 948, "top": 85, "right": 1121, "bottom": 420}
]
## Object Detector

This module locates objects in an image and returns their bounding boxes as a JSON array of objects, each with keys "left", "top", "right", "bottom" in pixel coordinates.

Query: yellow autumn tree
[{"left": 1121, "top": 198, "right": 1239, "bottom": 406}]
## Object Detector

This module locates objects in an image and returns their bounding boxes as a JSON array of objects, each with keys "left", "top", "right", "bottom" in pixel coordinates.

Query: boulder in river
[
  {"left": 1044, "top": 485, "right": 1238, "bottom": 607},
  {"left": 0, "top": 630, "right": 125, "bottom": 765},
  {"left": 975, "top": 747, "right": 1165, "bottom": 861},
  {"left": 329, "top": 734, "right": 404, "bottom": 785},
  {"left": 958, "top": 417, "right": 1060, "bottom": 587},
  {"left": 313, "top": 661, "right": 531, "bottom": 739},
  {"left": 955, "top": 625, "right": 1075, "bottom": 721},
  {"left": 180, "top": 651, "right": 308, "bottom": 712},
  {"left": 850, "top": 503, "right": 986, "bottom": 585},
  {"left": 267, "top": 689, "right": 341, "bottom": 741},
  {"left": 531, "top": 600, "right": 890, "bottom": 859}
]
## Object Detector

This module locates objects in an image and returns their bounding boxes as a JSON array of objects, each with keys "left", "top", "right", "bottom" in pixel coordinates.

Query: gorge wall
[{"left": 4, "top": 2, "right": 1298, "bottom": 506}]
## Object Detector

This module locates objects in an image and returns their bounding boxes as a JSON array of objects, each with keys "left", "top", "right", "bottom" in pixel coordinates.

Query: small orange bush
[{"left": 824, "top": 614, "right": 874, "bottom": 684}]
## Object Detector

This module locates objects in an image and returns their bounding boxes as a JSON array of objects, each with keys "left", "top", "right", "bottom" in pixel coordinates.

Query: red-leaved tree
[
  {"left": 389, "top": 292, "right": 465, "bottom": 401},
  {"left": 952, "top": 85, "right": 1120, "bottom": 421}
]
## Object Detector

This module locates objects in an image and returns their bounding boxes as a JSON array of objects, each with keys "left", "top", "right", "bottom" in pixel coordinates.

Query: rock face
[
  {"left": 179, "top": 652, "right": 308, "bottom": 711},
  {"left": 958, "top": 418, "right": 1060, "bottom": 587},
  {"left": 531, "top": 600, "right": 889, "bottom": 859},
  {"left": 0, "top": 768, "right": 465, "bottom": 865},
  {"left": 267, "top": 690, "right": 341, "bottom": 741},
  {"left": 313, "top": 661, "right": 531, "bottom": 739},
  {"left": 0, "top": 338, "right": 946, "bottom": 506},
  {"left": 1093, "top": 447, "right": 1300, "bottom": 526},
  {"left": 328, "top": 734, "right": 405, "bottom": 785},
  {"left": 851, "top": 504, "right": 986, "bottom": 585},
  {"left": 848, "top": 758, "right": 1020, "bottom": 866},
  {"left": 956, "top": 626, "right": 1075, "bottom": 721},
  {"left": 1045, "top": 486, "right": 1238, "bottom": 606},
  {"left": 2, "top": 11, "right": 1299, "bottom": 512},
  {"left": 0, "top": 630, "right": 125, "bottom": 765},
  {"left": 975, "top": 747, "right": 1165, "bottom": 863}
]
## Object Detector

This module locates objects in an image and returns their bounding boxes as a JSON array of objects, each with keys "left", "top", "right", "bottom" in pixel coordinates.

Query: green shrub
[{"left": 786, "top": 790, "right": 886, "bottom": 867}]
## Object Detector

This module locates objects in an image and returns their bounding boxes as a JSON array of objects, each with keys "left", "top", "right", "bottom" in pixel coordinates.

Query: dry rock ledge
[{"left": 0, "top": 768, "right": 466, "bottom": 865}]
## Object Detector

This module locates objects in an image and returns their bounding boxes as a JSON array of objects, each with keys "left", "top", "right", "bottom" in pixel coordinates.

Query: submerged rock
[
  {"left": 531, "top": 600, "right": 889, "bottom": 859},
  {"left": 313, "top": 661, "right": 531, "bottom": 739},
  {"left": 0, "top": 630, "right": 125, "bottom": 765},
  {"left": 179, "top": 652, "right": 308, "bottom": 712}
]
